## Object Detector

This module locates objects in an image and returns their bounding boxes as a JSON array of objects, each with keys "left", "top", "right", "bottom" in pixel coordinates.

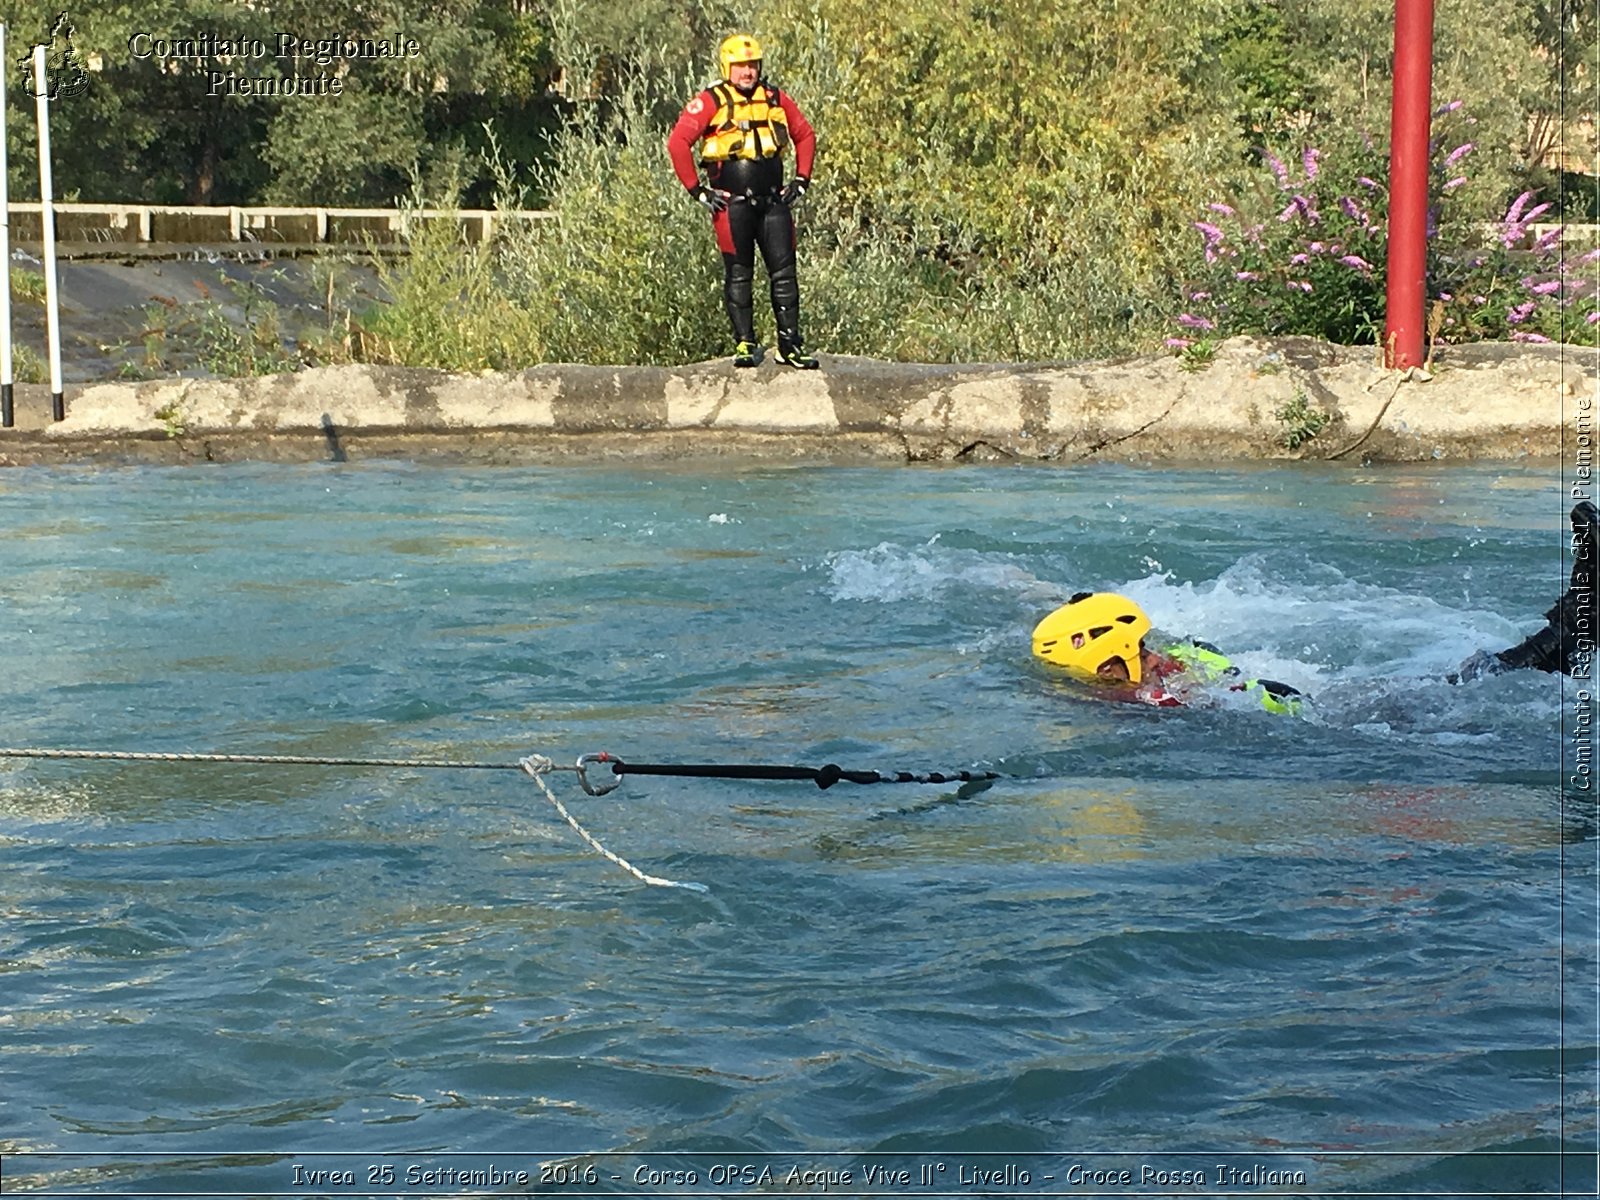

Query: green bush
[
  {"left": 493, "top": 62, "right": 728, "bottom": 366},
  {"left": 360, "top": 17, "right": 1215, "bottom": 367},
  {"left": 345, "top": 9, "right": 1579, "bottom": 369},
  {"left": 359, "top": 201, "right": 533, "bottom": 370}
]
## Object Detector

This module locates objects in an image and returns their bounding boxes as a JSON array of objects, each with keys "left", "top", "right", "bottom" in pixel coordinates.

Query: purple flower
[
  {"left": 1287, "top": 280, "right": 1314, "bottom": 293},
  {"left": 1473, "top": 295, "right": 1487, "bottom": 305},
  {"left": 1533, "top": 227, "right": 1564, "bottom": 252},
  {"left": 1522, "top": 201, "right": 1553, "bottom": 224},
  {"left": 1438, "top": 292, "right": 1454, "bottom": 302},
  {"left": 1580, "top": 249, "right": 1600, "bottom": 265},
  {"left": 1443, "top": 176, "right": 1468, "bottom": 190},
  {"left": 1507, "top": 301, "right": 1537, "bottom": 325},
  {"left": 1527, "top": 279, "right": 1563, "bottom": 296},
  {"left": 1293, "top": 195, "right": 1321, "bottom": 224},
  {"left": 1308, "top": 241, "right": 1326, "bottom": 253},
  {"left": 1499, "top": 225, "right": 1528, "bottom": 249},
  {"left": 1443, "top": 142, "right": 1475, "bottom": 166},
  {"left": 1358, "top": 176, "right": 1381, "bottom": 191},
  {"left": 1506, "top": 190, "right": 1538, "bottom": 224},
  {"left": 1511, "top": 332, "right": 1552, "bottom": 343},
  {"left": 1433, "top": 99, "right": 1463, "bottom": 117},
  {"left": 1339, "top": 196, "right": 1367, "bottom": 223},
  {"left": 1234, "top": 271, "right": 1260, "bottom": 281},
  {"left": 1194, "top": 221, "right": 1225, "bottom": 244},
  {"left": 1338, "top": 255, "right": 1374, "bottom": 272},
  {"left": 1165, "top": 337, "right": 1193, "bottom": 348},
  {"left": 1277, "top": 202, "right": 1299, "bottom": 223},
  {"left": 1586, "top": 310, "right": 1600, "bottom": 325},
  {"left": 1188, "top": 290, "right": 1211, "bottom": 302},
  {"left": 1206, "top": 203, "right": 1235, "bottom": 216},
  {"left": 1290, "top": 253, "right": 1310, "bottom": 265},
  {"left": 1177, "top": 313, "right": 1216, "bottom": 331},
  {"left": 1265, "top": 152, "right": 1289, "bottom": 188},
  {"left": 1302, "top": 147, "right": 1320, "bottom": 180}
]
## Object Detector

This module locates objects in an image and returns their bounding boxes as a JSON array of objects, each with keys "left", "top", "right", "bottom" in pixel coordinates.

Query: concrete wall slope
[{"left": 1, "top": 336, "right": 1591, "bottom": 465}]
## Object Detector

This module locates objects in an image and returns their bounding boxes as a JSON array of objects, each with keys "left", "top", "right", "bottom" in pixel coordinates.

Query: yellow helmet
[
  {"left": 718, "top": 32, "right": 763, "bottom": 81},
  {"left": 1032, "top": 592, "right": 1152, "bottom": 684}
]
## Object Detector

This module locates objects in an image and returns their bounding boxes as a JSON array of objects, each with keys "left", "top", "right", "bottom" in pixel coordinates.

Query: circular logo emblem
[{"left": 687, "top": 97, "right": 704, "bottom": 115}]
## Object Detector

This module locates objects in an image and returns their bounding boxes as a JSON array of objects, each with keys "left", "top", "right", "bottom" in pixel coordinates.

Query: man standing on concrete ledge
[{"left": 667, "top": 32, "right": 820, "bottom": 370}]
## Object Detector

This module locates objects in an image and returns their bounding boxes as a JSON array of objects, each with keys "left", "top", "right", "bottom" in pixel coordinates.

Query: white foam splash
[
  {"left": 823, "top": 542, "right": 1051, "bottom": 604},
  {"left": 1122, "top": 554, "right": 1531, "bottom": 685}
]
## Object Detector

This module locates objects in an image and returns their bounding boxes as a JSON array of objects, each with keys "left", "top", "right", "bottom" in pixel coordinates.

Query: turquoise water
[{"left": 0, "top": 461, "right": 1594, "bottom": 1195}]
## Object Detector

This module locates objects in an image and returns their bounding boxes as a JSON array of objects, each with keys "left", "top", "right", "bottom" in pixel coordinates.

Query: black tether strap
[
  {"left": 0, "top": 747, "right": 1001, "bottom": 795},
  {"left": 605, "top": 758, "right": 999, "bottom": 791}
]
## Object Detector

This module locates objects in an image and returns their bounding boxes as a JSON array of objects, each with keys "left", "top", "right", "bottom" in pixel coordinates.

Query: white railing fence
[{"left": 4, "top": 202, "right": 555, "bottom": 246}]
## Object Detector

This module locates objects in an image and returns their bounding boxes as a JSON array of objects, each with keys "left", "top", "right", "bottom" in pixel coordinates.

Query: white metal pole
[
  {"left": 33, "top": 44, "right": 62, "bottom": 421},
  {"left": 0, "top": 26, "right": 12, "bottom": 428}
]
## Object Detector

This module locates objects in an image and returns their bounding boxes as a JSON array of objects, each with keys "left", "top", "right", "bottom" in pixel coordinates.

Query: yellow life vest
[{"left": 699, "top": 81, "right": 791, "bottom": 163}]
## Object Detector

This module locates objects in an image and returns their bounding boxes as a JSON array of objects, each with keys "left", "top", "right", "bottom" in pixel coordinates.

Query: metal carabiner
[{"left": 575, "top": 752, "right": 622, "bottom": 796}]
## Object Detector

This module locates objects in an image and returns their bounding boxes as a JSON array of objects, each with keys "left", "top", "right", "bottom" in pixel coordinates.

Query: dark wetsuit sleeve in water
[{"left": 1454, "top": 501, "right": 1598, "bottom": 681}]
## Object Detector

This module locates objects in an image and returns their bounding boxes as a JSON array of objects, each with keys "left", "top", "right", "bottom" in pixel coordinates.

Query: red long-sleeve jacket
[{"left": 666, "top": 83, "right": 816, "bottom": 190}]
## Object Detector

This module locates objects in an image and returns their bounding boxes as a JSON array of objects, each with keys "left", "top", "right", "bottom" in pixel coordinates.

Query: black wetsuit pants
[{"left": 721, "top": 195, "right": 801, "bottom": 350}]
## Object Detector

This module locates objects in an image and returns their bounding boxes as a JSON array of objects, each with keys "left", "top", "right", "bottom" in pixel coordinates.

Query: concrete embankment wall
[{"left": 0, "top": 337, "right": 1592, "bottom": 466}]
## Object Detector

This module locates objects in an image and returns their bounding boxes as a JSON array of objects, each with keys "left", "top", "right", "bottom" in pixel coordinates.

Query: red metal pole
[{"left": 1384, "top": 0, "right": 1434, "bottom": 369}]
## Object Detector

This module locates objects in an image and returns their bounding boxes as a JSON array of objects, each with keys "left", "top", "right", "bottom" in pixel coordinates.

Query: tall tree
[{"left": 0, "top": 0, "right": 563, "bottom": 205}]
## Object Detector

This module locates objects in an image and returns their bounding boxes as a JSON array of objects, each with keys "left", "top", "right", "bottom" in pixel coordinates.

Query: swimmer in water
[
  {"left": 1031, "top": 590, "right": 1305, "bottom": 712},
  {"left": 1032, "top": 501, "right": 1600, "bottom": 709}
]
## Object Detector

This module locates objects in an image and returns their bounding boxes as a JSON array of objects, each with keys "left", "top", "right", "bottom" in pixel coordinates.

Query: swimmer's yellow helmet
[
  {"left": 718, "top": 33, "right": 764, "bottom": 82},
  {"left": 1032, "top": 592, "right": 1152, "bottom": 684}
]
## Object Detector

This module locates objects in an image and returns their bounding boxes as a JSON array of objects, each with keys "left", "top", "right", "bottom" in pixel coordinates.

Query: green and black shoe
[
  {"left": 774, "top": 338, "right": 819, "bottom": 370},
  {"left": 732, "top": 341, "right": 761, "bottom": 368}
]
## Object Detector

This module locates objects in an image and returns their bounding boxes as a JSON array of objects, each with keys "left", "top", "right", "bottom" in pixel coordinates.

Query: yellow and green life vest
[
  {"left": 1164, "top": 639, "right": 1304, "bottom": 717},
  {"left": 700, "top": 81, "right": 791, "bottom": 163}
]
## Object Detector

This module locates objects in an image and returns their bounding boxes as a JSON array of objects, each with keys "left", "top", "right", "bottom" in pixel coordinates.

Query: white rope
[
  {"left": 519, "top": 756, "right": 707, "bottom": 893},
  {"left": 0, "top": 746, "right": 537, "bottom": 770}
]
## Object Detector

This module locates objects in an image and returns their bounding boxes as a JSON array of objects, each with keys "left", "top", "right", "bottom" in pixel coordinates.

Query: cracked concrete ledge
[{"left": 0, "top": 335, "right": 1593, "bottom": 466}]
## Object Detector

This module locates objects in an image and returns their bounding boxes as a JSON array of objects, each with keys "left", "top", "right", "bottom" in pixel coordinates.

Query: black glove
[
  {"left": 779, "top": 176, "right": 810, "bottom": 206},
  {"left": 690, "top": 184, "right": 730, "bottom": 214}
]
